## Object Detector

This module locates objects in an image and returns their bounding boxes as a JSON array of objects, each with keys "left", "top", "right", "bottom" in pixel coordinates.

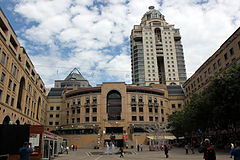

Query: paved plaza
[{"left": 56, "top": 147, "right": 230, "bottom": 160}]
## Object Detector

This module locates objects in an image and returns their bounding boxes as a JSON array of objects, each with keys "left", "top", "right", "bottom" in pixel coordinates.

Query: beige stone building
[
  {"left": 131, "top": 6, "right": 187, "bottom": 86},
  {"left": 183, "top": 27, "right": 240, "bottom": 102},
  {"left": 46, "top": 69, "right": 185, "bottom": 148},
  {"left": 0, "top": 9, "right": 47, "bottom": 125}
]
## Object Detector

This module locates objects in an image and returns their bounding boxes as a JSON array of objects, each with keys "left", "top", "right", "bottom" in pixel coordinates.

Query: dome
[{"left": 142, "top": 6, "right": 164, "bottom": 21}]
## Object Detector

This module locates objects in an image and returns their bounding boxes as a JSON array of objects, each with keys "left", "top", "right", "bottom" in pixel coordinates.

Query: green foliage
[{"left": 168, "top": 63, "right": 240, "bottom": 137}]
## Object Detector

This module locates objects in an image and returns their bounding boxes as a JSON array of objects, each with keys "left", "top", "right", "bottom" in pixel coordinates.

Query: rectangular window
[
  {"left": 161, "top": 109, "right": 164, "bottom": 114},
  {"left": 8, "top": 79, "right": 12, "bottom": 89},
  {"left": 238, "top": 41, "right": 240, "bottom": 49},
  {"left": 85, "top": 117, "right": 89, "bottom": 122},
  {"left": 56, "top": 114, "right": 59, "bottom": 118},
  {"left": 213, "top": 63, "right": 216, "bottom": 70},
  {"left": 149, "top": 116, "right": 153, "bottom": 121},
  {"left": 131, "top": 107, "right": 136, "bottom": 112},
  {"left": 13, "top": 65, "right": 17, "bottom": 77},
  {"left": 77, "top": 108, "right": 81, "bottom": 113},
  {"left": 1, "top": 72, "right": 5, "bottom": 83},
  {"left": 155, "top": 108, "right": 158, "bottom": 113},
  {"left": 139, "top": 116, "right": 144, "bottom": 121},
  {"left": 77, "top": 118, "right": 80, "bottom": 123},
  {"left": 49, "top": 114, "right": 53, "bottom": 118},
  {"left": 217, "top": 59, "right": 221, "bottom": 66},
  {"left": 13, "top": 83, "right": 16, "bottom": 92},
  {"left": 85, "top": 108, "right": 89, "bottom": 113},
  {"left": 56, "top": 106, "right": 60, "bottom": 110},
  {"left": 50, "top": 106, "right": 54, "bottom": 110},
  {"left": 49, "top": 122, "right": 53, "bottom": 125},
  {"left": 72, "top": 118, "right": 75, "bottom": 123},
  {"left": 224, "top": 53, "right": 228, "bottom": 60},
  {"left": 1, "top": 51, "right": 6, "bottom": 65},
  {"left": 5, "top": 94, "right": 10, "bottom": 104},
  {"left": 11, "top": 97, "right": 14, "bottom": 107},
  {"left": 55, "top": 122, "right": 59, "bottom": 125},
  {"left": 162, "top": 117, "right": 165, "bottom": 122},
  {"left": 139, "top": 107, "right": 143, "bottom": 112},
  {"left": 132, "top": 116, "right": 137, "bottom": 121},
  {"left": 172, "top": 104, "right": 176, "bottom": 108},
  {"left": 149, "top": 108, "right": 153, "bottom": 113},
  {"left": 229, "top": 48, "right": 234, "bottom": 56},
  {"left": 155, "top": 116, "right": 158, "bottom": 121},
  {"left": 92, "top": 116, "right": 97, "bottom": 122},
  {"left": 178, "top": 103, "right": 182, "bottom": 108},
  {"left": 72, "top": 109, "right": 75, "bottom": 114},
  {"left": 92, "top": 108, "right": 97, "bottom": 113}
]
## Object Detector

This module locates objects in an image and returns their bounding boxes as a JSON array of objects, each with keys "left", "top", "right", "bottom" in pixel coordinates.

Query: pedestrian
[
  {"left": 137, "top": 144, "right": 140, "bottom": 152},
  {"left": 75, "top": 145, "right": 77, "bottom": 151},
  {"left": 230, "top": 141, "right": 240, "bottom": 160},
  {"left": 72, "top": 144, "right": 75, "bottom": 151},
  {"left": 19, "top": 142, "right": 33, "bottom": 160},
  {"left": 185, "top": 143, "right": 189, "bottom": 154},
  {"left": 164, "top": 145, "right": 168, "bottom": 158},
  {"left": 230, "top": 142, "right": 235, "bottom": 158},
  {"left": 141, "top": 144, "right": 143, "bottom": 152},
  {"left": 191, "top": 144, "right": 195, "bottom": 154},
  {"left": 119, "top": 147, "right": 124, "bottom": 158},
  {"left": 66, "top": 146, "right": 69, "bottom": 154},
  {"left": 198, "top": 138, "right": 216, "bottom": 160}
]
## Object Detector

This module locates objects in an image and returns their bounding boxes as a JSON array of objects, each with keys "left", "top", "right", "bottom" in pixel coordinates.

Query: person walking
[
  {"left": 164, "top": 145, "right": 169, "bottom": 158},
  {"left": 137, "top": 144, "right": 140, "bottom": 152},
  {"left": 19, "top": 142, "right": 33, "bottom": 160},
  {"left": 66, "top": 146, "right": 69, "bottom": 154},
  {"left": 119, "top": 147, "right": 124, "bottom": 158},
  {"left": 140, "top": 144, "right": 143, "bottom": 152},
  {"left": 198, "top": 138, "right": 216, "bottom": 160},
  {"left": 231, "top": 141, "right": 240, "bottom": 160},
  {"left": 185, "top": 143, "right": 189, "bottom": 154}
]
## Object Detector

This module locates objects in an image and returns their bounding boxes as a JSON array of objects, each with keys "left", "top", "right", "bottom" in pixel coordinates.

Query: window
[
  {"left": 77, "top": 118, "right": 80, "bottom": 123},
  {"left": 149, "top": 116, "right": 153, "bottom": 121},
  {"left": 49, "top": 122, "right": 53, "bottom": 125},
  {"left": 139, "top": 107, "right": 143, "bottom": 112},
  {"left": 172, "top": 104, "right": 176, "bottom": 108},
  {"left": 49, "top": 114, "right": 53, "bottom": 118},
  {"left": 1, "top": 51, "right": 6, "bottom": 65},
  {"left": 208, "top": 68, "right": 211, "bottom": 74},
  {"left": 161, "top": 109, "right": 164, "bottom": 114},
  {"left": 12, "top": 83, "right": 16, "bottom": 92},
  {"left": 132, "top": 107, "right": 136, "bottom": 112},
  {"left": 56, "top": 114, "right": 59, "bottom": 118},
  {"left": 56, "top": 106, "right": 60, "bottom": 110},
  {"left": 132, "top": 116, "right": 137, "bottom": 121},
  {"left": 50, "top": 106, "right": 54, "bottom": 110},
  {"left": 149, "top": 108, "right": 153, "bottom": 113},
  {"left": 11, "top": 97, "right": 14, "bottom": 107},
  {"left": 155, "top": 108, "right": 158, "bottom": 113},
  {"left": 13, "top": 65, "right": 17, "bottom": 77},
  {"left": 67, "top": 111, "right": 69, "bottom": 115},
  {"left": 5, "top": 94, "right": 10, "bottom": 104},
  {"left": 72, "top": 109, "right": 75, "bottom": 114},
  {"left": 230, "top": 48, "right": 234, "bottom": 56},
  {"left": 8, "top": 79, "right": 12, "bottom": 89},
  {"left": 178, "top": 103, "right": 182, "bottom": 108},
  {"left": 217, "top": 59, "right": 221, "bottom": 66},
  {"left": 92, "top": 117, "right": 97, "bottom": 122},
  {"left": 213, "top": 63, "right": 216, "bottom": 70},
  {"left": 238, "top": 41, "right": 240, "bottom": 49},
  {"left": 224, "top": 53, "right": 228, "bottom": 60},
  {"left": 66, "top": 119, "right": 69, "bottom": 124},
  {"left": 72, "top": 118, "right": 75, "bottom": 123},
  {"left": 85, "top": 117, "right": 89, "bottom": 122},
  {"left": 55, "top": 122, "right": 59, "bottom": 125},
  {"left": 85, "top": 108, "right": 89, "bottom": 113},
  {"left": 77, "top": 108, "right": 81, "bottom": 113},
  {"left": 1, "top": 72, "right": 5, "bottom": 83},
  {"left": 162, "top": 117, "right": 165, "bottom": 122},
  {"left": 139, "top": 116, "right": 144, "bottom": 121},
  {"left": 155, "top": 116, "right": 158, "bottom": 121}
]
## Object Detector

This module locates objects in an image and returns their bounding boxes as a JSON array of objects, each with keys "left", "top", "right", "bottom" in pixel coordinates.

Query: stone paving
[{"left": 55, "top": 147, "right": 231, "bottom": 160}]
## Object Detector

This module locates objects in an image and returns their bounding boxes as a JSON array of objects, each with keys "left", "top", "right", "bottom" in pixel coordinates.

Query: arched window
[
  {"left": 155, "top": 28, "right": 162, "bottom": 42},
  {"left": 2, "top": 115, "right": 10, "bottom": 125},
  {"left": 36, "top": 97, "right": 41, "bottom": 120},
  {"left": 107, "top": 90, "right": 121, "bottom": 120},
  {"left": 17, "top": 77, "right": 25, "bottom": 109},
  {"left": 16, "top": 119, "right": 20, "bottom": 125}
]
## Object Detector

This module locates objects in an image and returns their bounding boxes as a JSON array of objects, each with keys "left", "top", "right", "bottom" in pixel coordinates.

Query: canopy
[{"left": 147, "top": 135, "right": 176, "bottom": 140}]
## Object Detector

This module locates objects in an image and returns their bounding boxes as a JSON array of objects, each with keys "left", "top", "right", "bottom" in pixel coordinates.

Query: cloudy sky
[{"left": 1, "top": 0, "right": 240, "bottom": 88}]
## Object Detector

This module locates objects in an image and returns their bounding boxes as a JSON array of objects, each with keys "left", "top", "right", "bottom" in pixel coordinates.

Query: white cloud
[{"left": 6, "top": 0, "right": 240, "bottom": 87}]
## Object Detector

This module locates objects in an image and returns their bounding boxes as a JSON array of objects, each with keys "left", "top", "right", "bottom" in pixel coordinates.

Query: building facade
[
  {"left": 183, "top": 27, "right": 240, "bottom": 101},
  {"left": 46, "top": 70, "right": 185, "bottom": 148},
  {"left": 130, "top": 6, "right": 187, "bottom": 86},
  {"left": 0, "top": 9, "right": 47, "bottom": 125}
]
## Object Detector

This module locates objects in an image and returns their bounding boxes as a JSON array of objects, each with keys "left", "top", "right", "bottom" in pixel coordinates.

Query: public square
[{"left": 56, "top": 147, "right": 230, "bottom": 160}]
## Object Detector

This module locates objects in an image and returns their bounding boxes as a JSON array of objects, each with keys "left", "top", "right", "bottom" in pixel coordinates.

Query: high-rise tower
[{"left": 130, "top": 6, "right": 187, "bottom": 86}]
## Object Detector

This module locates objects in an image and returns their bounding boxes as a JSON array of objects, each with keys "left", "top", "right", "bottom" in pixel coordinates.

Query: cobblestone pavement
[{"left": 56, "top": 147, "right": 231, "bottom": 160}]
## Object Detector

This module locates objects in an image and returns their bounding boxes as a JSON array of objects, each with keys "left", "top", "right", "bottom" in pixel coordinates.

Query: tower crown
[{"left": 142, "top": 6, "right": 165, "bottom": 22}]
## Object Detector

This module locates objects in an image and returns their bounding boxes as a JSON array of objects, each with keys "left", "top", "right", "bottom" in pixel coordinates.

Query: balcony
[
  {"left": 154, "top": 103, "right": 159, "bottom": 107},
  {"left": 131, "top": 101, "right": 137, "bottom": 106},
  {"left": 92, "top": 101, "right": 97, "bottom": 106},
  {"left": 148, "top": 102, "right": 153, "bottom": 107},
  {"left": 138, "top": 102, "right": 144, "bottom": 106},
  {"left": 84, "top": 103, "right": 90, "bottom": 107}
]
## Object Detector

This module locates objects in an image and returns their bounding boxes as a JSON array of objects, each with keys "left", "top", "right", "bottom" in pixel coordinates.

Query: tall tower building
[{"left": 131, "top": 6, "right": 187, "bottom": 86}]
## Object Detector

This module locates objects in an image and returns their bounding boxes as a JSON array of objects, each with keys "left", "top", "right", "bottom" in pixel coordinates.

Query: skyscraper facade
[{"left": 131, "top": 6, "right": 187, "bottom": 86}]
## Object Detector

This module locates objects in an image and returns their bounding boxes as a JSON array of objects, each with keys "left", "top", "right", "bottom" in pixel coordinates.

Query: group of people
[{"left": 70, "top": 144, "right": 78, "bottom": 151}]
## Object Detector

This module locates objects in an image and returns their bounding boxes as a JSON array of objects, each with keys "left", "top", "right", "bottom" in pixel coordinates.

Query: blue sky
[{"left": 1, "top": 0, "right": 240, "bottom": 88}]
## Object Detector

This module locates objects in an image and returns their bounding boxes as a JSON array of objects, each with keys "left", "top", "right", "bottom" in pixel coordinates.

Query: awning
[{"left": 147, "top": 135, "right": 176, "bottom": 140}]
